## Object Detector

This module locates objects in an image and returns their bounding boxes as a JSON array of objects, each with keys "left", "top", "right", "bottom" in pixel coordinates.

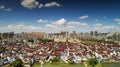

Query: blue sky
[{"left": 0, "top": 0, "right": 120, "bottom": 33}]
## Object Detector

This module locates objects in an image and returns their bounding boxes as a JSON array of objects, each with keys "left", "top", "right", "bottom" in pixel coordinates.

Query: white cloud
[
  {"left": 52, "top": 18, "right": 67, "bottom": 26},
  {"left": 45, "top": 18, "right": 67, "bottom": 29},
  {"left": 65, "top": 25, "right": 76, "bottom": 29},
  {"left": 45, "top": 24, "right": 56, "bottom": 28},
  {"left": 115, "top": 18, "right": 120, "bottom": 24},
  {"left": 37, "top": 19, "right": 48, "bottom": 23},
  {"left": 0, "top": 4, "right": 11, "bottom": 11},
  {"left": 21, "top": 0, "right": 61, "bottom": 9},
  {"left": 44, "top": 2, "right": 61, "bottom": 7},
  {"left": 38, "top": 2, "right": 61, "bottom": 8},
  {"left": 45, "top": 18, "right": 88, "bottom": 29},
  {"left": 44, "top": 18, "right": 89, "bottom": 33},
  {"left": 38, "top": 4, "right": 43, "bottom": 8},
  {"left": 94, "top": 25, "right": 115, "bottom": 31},
  {"left": 68, "top": 21, "right": 88, "bottom": 26},
  {"left": 0, "top": 22, "right": 42, "bottom": 33},
  {"left": 94, "top": 23, "right": 102, "bottom": 26},
  {"left": 0, "top": 18, "right": 118, "bottom": 33},
  {"left": 0, "top": 4, "right": 5, "bottom": 9},
  {"left": 79, "top": 15, "right": 89, "bottom": 19},
  {"left": 21, "top": 0, "right": 39, "bottom": 9},
  {"left": 94, "top": 27, "right": 104, "bottom": 30},
  {"left": 104, "top": 26, "right": 115, "bottom": 29},
  {"left": 4, "top": 8, "right": 12, "bottom": 11}
]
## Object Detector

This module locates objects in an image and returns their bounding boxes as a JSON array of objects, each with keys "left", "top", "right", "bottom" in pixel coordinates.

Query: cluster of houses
[{"left": 0, "top": 39, "right": 120, "bottom": 66}]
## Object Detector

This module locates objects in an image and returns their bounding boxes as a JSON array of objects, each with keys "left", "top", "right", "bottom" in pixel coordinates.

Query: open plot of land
[{"left": 32, "top": 63, "right": 85, "bottom": 67}]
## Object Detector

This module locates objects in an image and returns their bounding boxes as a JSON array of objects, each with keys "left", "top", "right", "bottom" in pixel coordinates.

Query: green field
[
  {"left": 103, "top": 63, "right": 120, "bottom": 67},
  {"left": 32, "top": 62, "right": 120, "bottom": 67},
  {"left": 32, "top": 63, "right": 85, "bottom": 67}
]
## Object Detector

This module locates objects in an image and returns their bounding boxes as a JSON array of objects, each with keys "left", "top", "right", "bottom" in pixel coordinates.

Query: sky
[{"left": 0, "top": 0, "right": 120, "bottom": 33}]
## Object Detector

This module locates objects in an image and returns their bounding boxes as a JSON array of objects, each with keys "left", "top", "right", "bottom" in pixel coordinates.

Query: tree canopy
[
  {"left": 88, "top": 58, "right": 98, "bottom": 67},
  {"left": 10, "top": 59, "right": 23, "bottom": 67}
]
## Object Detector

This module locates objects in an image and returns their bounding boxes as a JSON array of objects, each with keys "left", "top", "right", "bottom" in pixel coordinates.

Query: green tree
[
  {"left": 0, "top": 46, "right": 7, "bottom": 53},
  {"left": 51, "top": 57, "right": 59, "bottom": 63},
  {"left": 10, "top": 59, "right": 23, "bottom": 67},
  {"left": 37, "top": 38, "right": 54, "bottom": 43},
  {"left": 88, "top": 58, "right": 98, "bottom": 67}
]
